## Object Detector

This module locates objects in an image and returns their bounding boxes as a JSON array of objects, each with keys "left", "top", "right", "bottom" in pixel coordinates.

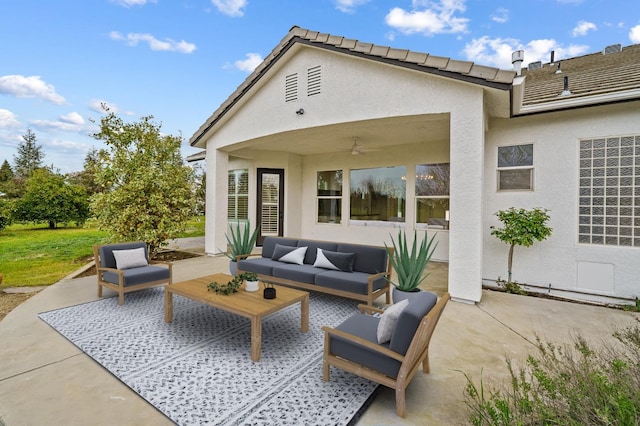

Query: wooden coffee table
[{"left": 164, "top": 273, "right": 309, "bottom": 362}]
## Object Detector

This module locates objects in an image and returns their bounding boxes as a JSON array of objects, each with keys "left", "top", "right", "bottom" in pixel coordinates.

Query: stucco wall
[{"left": 484, "top": 102, "right": 640, "bottom": 301}]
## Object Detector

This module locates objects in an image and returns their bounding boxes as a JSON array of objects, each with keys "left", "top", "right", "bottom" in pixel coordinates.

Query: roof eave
[{"left": 512, "top": 88, "right": 640, "bottom": 116}]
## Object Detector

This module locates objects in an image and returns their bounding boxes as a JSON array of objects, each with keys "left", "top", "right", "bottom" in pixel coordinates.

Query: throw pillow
[
  {"left": 313, "top": 248, "right": 356, "bottom": 272},
  {"left": 112, "top": 247, "right": 148, "bottom": 270},
  {"left": 376, "top": 299, "right": 410, "bottom": 344},
  {"left": 272, "top": 244, "right": 307, "bottom": 265}
]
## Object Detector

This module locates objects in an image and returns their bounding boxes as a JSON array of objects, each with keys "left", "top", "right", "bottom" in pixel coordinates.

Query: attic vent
[
  {"left": 528, "top": 61, "right": 542, "bottom": 70},
  {"left": 285, "top": 73, "right": 298, "bottom": 103},
  {"left": 603, "top": 44, "right": 622, "bottom": 55},
  {"left": 307, "top": 65, "right": 321, "bottom": 96}
]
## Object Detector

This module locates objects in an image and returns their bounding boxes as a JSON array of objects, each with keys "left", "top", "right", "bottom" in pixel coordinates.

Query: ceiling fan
[{"left": 348, "top": 137, "right": 378, "bottom": 155}]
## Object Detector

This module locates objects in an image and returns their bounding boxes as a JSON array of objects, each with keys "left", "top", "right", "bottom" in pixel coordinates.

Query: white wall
[{"left": 483, "top": 102, "right": 640, "bottom": 301}]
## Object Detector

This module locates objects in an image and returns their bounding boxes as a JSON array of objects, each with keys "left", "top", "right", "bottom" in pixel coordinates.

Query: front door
[{"left": 256, "top": 168, "right": 284, "bottom": 245}]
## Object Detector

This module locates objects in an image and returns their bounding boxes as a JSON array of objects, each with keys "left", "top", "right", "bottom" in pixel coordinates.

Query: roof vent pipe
[
  {"left": 560, "top": 76, "right": 572, "bottom": 96},
  {"left": 550, "top": 50, "right": 555, "bottom": 64},
  {"left": 512, "top": 50, "right": 524, "bottom": 75}
]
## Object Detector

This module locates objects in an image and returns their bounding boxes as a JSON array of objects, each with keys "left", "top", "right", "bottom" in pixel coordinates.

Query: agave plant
[
  {"left": 385, "top": 230, "right": 438, "bottom": 292},
  {"left": 224, "top": 221, "right": 260, "bottom": 262}
]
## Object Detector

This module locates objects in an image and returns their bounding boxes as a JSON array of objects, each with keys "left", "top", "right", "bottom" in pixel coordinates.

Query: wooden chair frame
[
  {"left": 322, "top": 292, "right": 450, "bottom": 418},
  {"left": 93, "top": 243, "right": 173, "bottom": 305}
]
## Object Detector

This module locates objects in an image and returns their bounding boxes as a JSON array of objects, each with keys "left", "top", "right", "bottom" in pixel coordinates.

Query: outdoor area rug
[{"left": 38, "top": 287, "right": 379, "bottom": 425}]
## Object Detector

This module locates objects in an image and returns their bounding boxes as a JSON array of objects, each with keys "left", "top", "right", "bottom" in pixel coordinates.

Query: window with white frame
[
  {"left": 350, "top": 166, "right": 406, "bottom": 224},
  {"left": 415, "top": 163, "right": 450, "bottom": 228},
  {"left": 578, "top": 135, "right": 640, "bottom": 247},
  {"left": 228, "top": 169, "right": 248, "bottom": 220},
  {"left": 317, "top": 170, "right": 342, "bottom": 224},
  {"left": 497, "top": 144, "right": 534, "bottom": 191}
]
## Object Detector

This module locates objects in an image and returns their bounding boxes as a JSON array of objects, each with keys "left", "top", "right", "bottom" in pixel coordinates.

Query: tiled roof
[
  {"left": 520, "top": 44, "right": 640, "bottom": 106},
  {"left": 189, "top": 26, "right": 514, "bottom": 147}
]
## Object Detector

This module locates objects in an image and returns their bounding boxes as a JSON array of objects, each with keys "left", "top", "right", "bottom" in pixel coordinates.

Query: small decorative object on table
[
  {"left": 244, "top": 272, "right": 259, "bottom": 292},
  {"left": 263, "top": 282, "right": 276, "bottom": 299}
]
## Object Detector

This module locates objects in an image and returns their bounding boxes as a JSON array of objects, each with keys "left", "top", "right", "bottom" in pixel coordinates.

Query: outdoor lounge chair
[
  {"left": 322, "top": 291, "right": 450, "bottom": 418},
  {"left": 93, "top": 242, "right": 173, "bottom": 305}
]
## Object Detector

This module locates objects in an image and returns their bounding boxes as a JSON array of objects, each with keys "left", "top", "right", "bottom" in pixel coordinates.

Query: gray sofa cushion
[
  {"left": 297, "top": 240, "right": 339, "bottom": 264},
  {"left": 261, "top": 237, "right": 298, "bottom": 258},
  {"left": 336, "top": 243, "right": 387, "bottom": 274},
  {"left": 315, "top": 249, "right": 356, "bottom": 272},
  {"left": 330, "top": 313, "right": 401, "bottom": 379},
  {"left": 272, "top": 264, "right": 323, "bottom": 285},
  {"left": 102, "top": 265, "right": 170, "bottom": 287},
  {"left": 314, "top": 270, "right": 387, "bottom": 295},
  {"left": 272, "top": 244, "right": 307, "bottom": 264},
  {"left": 99, "top": 241, "right": 148, "bottom": 269},
  {"left": 389, "top": 291, "right": 438, "bottom": 355},
  {"left": 238, "top": 257, "right": 281, "bottom": 275}
]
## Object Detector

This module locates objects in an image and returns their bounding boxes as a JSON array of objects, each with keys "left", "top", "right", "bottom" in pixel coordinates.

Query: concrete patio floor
[{"left": 1, "top": 249, "right": 638, "bottom": 425}]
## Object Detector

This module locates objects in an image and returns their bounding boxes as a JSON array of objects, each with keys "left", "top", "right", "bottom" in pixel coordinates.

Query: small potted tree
[
  {"left": 223, "top": 221, "right": 260, "bottom": 275},
  {"left": 490, "top": 207, "right": 552, "bottom": 293},
  {"left": 385, "top": 229, "right": 438, "bottom": 303}
]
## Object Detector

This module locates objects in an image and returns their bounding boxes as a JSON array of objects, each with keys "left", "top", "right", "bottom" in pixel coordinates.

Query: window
[
  {"left": 497, "top": 144, "right": 533, "bottom": 191},
  {"left": 350, "top": 166, "right": 406, "bottom": 224},
  {"left": 415, "top": 163, "right": 450, "bottom": 228},
  {"left": 317, "top": 170, "right": 342, "bottom": 224},
  {"left": 578, "top": 135, "right": 640, "bottom": 247},
  {"left": 228, "top": 169, "right": 248, "bottom": 220}
]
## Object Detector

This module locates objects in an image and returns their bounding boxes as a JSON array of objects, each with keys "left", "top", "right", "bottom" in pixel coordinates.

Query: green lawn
[{"left": 0, "top": 216, "right": 205, "bottom": 288}]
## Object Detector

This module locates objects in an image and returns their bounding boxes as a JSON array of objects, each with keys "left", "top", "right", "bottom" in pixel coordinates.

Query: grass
[{"left": 0, "top": 216, "right": 205, "bottom": 288}]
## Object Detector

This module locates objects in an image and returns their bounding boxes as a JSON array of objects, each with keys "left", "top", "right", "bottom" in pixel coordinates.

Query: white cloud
[
  {"left": 630, "top": 24, "right": 640, "bottom": 43},
  {"left": 335, "top": 0, "right": 370, "bottom": 13},
  {"left": 462, "top": 36, "right": 589, "bottom": 69},
  {"left": 491, "top": 7, "right": 509, "bottom": 24},
  {"left": 234, "top": 53, "right": 263, "bottom": 73},
  {"left": 0, "top": 109, "right": 20, "bottom": 128},
  {"left": 59, "top": 112, "right": 84, "bottom": 126},
  {"left": 110, "top": 31, "right": 196, "bottom": 53},
  {"left": 110, "top": 0, "right": 156, "bottom": 7},
  {"left": 211, "top": 0, "right": 247, "bottom": 17},
  {"left": 385, "top": 0, "right": 469, "bottom": 36},
  {"left": 572, "top": 21, "right": 597, "bottom": 37},
  {"left": 0, "top": 75, "right": 66, "bottom": 104}
]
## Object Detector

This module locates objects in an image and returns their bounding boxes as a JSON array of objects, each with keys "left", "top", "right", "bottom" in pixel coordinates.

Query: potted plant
[
  {"left": 385, "top": 229, "right": 438, "bottom": 303},
  {"left": 243, "top": 272, "right": 259, "bottom": 292},
  {"left": 223, "top": 221, "right": 260, "bottom": 275}
]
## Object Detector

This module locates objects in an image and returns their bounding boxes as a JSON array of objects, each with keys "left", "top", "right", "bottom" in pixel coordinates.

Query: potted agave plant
[
  {"left": 224, "top": 221, "right": 260, "bottom": 275},
  {"left": 385, "top": 229, "right": 438, "bottom": 304}
]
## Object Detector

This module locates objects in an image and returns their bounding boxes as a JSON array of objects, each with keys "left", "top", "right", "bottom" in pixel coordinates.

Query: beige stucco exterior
[{"left": 195, "top": 34, "right": 640, "bottom": 305}]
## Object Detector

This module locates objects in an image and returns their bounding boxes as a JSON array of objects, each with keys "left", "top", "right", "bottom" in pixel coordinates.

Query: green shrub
[{"left": 463, "top": 325, "right": 640, "bottom": 425}]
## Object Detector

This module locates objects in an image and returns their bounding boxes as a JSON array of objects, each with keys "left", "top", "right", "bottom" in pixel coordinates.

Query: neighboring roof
[
  {"left": 189, "top": 26, "right": 514, "bottom": 147},
  {"left": 514, "top": 43, "right": 640, "bottom": 115},
  {"left": 186, "top": 151, "right": 206, "bottom": 162}
]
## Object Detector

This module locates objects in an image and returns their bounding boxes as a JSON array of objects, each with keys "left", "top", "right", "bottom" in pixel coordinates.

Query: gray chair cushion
[
  {"left": 330, "top": 313, "right": 401, "bottom": 379},
  {"left": 389, "top": 291, "right": 438, "bottom": 355},
  {"left": 336, "top": 243, "right": 387, "bottom": 274},
  {"left": 297, "top": 240, "right": 339, "bottom": 265},
  {"left": 102, "top": 265, "right": 170, "bottom": 287},
  {"left": 99, "top": 242, "right": 147, "bottom": 269},
  {"left": 238, "top": 257, "right": 281, "bottom": 276},
  {"left": 261, "top": 237, "right": 298, "bottom": 258},
  {"left": 314, "top": 271, "right": 387, "bottom": 295}
]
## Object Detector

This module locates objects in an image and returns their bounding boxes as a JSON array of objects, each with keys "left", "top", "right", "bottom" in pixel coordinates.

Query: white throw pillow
[
  {"left": 112, "top": 247, "right": 148, "bottom": 270},
  {"left": 277, "top": 246, "right": 307, "bottom": 265},
  {"left": 313, "top": 248, "right": 340, "bottom": 270},
  {"left": 376, "top": 299, "right": 410, "bottom": 344}
]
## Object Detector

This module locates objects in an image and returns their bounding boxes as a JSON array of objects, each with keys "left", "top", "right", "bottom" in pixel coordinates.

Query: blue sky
[{"left": 1, "top": 0, "right": 638, "bottom": 173}]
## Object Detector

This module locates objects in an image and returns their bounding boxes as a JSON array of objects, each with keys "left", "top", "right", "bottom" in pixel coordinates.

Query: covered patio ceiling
[{"left": 225, "top": 113, "right": 450, "bottom": 158}]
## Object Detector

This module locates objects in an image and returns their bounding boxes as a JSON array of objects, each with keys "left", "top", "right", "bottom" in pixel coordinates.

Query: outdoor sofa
[{"left": 237, "top": 236, "right": 393, "bottom": 306}]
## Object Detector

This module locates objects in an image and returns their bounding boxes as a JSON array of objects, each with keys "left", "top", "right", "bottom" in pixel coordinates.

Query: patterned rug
[{"left": 38, "top": 288, "right": 379, "bottom": 425}]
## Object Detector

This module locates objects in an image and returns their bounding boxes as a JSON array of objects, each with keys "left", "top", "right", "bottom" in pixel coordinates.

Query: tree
[
  {"left": 91, "top": 112, "right": 195, "bottom": 254},
  {"left": 13, "top": 129, "right": 44, "bottom": 178},
  {"left": 66, "top": 147, "right": 103, "bottom": 197},
  {"left": 490, "top": 207, "right": 552, "bottom": 283},
  {"left": 13, "top": 168, "right": 90, "bottom": 228},
  {"left": 0, "top": 160, "right": 13, "bottom": 182}
]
